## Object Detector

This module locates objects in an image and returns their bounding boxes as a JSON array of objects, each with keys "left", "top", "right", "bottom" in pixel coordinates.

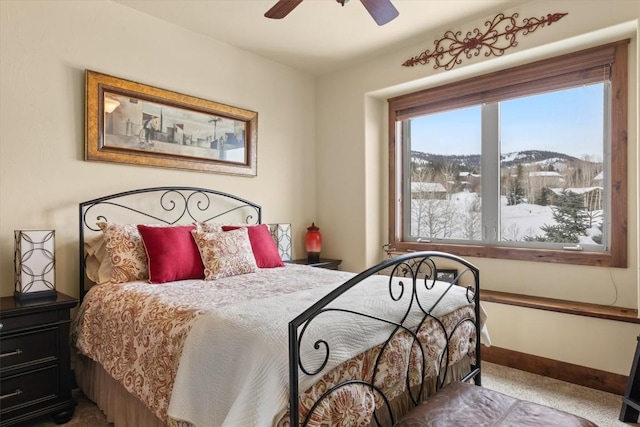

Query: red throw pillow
[
  {"left": 221, "top": 224, "right": 284, "bottom": 268},
  {"left": 137, "top": 225, "right": 205, "bottom": 283}
]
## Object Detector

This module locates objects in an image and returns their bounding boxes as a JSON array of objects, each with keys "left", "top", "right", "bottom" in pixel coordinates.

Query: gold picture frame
[{"left": 85, "top": 70, "right": 257, "bottom": 176}]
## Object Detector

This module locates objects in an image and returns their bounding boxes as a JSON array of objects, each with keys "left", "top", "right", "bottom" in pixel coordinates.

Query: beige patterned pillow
[
  {"left": 191, "top": 227, "right": 258, "bottom": 280},
  {"left": 97, "top": 222, "right": 148, "bottom": 283},
  {"left": 194, "top": 222, "right": 223, "bottom": 233},
  {"left": 84, "top": 234, "right": 113, "bottom": 284}
]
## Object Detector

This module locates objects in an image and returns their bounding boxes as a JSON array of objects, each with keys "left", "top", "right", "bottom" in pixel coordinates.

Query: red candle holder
[{"left": 305, "top": 222, "right": 322, "bottom": 262}]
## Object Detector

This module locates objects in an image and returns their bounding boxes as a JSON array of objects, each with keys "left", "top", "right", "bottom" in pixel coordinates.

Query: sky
[{"left": 410, "top": 83, "right": 605, "bottom": 160}]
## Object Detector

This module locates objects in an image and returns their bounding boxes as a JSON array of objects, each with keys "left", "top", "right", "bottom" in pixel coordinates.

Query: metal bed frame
[
  {"left": 289, "top": 251, "right": 481, "bottom": 427},
  {"left": 77, "top": 187, "right": 481, "bottom": 426}
]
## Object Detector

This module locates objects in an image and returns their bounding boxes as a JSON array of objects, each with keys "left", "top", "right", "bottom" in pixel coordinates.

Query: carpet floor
[
  {"left": 19, "top": 362, "right": 638, "bottom": 427},
  {"left": 481, "top": 362, "right": 637, "bottom": 427}
]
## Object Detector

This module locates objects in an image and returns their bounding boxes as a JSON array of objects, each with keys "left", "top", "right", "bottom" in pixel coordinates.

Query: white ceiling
[{"left": 114, "top": 0, "right": 529, "bottom": 75}]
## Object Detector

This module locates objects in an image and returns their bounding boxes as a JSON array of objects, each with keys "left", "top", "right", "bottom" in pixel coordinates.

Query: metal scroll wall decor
[{"left": 403, "top": 12, "right": 568, "bottom": 70}]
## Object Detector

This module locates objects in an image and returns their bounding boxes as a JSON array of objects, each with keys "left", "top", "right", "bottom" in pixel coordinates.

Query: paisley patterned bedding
[
  {"left": 276, "top": 305, "right": 476, "bottom": 427},
  {"left": 72, "top": 264, "right": 477, "bottom": 427},
  {"left": 73, "top": 264, "right": 352, "bottom": 424}
]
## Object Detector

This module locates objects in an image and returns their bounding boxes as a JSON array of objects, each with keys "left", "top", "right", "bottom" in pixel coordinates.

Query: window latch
[{"left": 562, "top": 245, "right": 583, "bottom": 251}]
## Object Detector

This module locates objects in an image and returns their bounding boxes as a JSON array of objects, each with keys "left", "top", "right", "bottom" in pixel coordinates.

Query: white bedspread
[{"left": 167, "top": 275, "right": 478, "bottom": 427}]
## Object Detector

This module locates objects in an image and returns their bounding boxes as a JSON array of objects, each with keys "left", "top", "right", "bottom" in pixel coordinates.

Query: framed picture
[
  {"left": 85, "top": 70, "right": 257, "bottom": 176},
  {"left": 435, "top": 269, "right": 458, "bottom": 283}
]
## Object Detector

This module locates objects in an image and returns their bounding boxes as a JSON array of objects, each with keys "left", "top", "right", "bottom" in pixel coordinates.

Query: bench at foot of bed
[{"left": 393, "top": 381, "right": 597, "bottom": 427}]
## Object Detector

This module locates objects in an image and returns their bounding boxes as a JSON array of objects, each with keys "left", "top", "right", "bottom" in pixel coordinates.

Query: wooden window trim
[
  {"left": 388, "top": 40, "right": 629, "bottom": 268},
  {"left": 390, "top": 42, "right": 618, "bottom": 118}
]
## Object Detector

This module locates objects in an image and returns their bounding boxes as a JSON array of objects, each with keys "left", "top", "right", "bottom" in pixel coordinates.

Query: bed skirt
[
  {"left": 75, "top": 354, "right": 169, "bottom": 427},
  {"left": 75, "top": 353, "right": 472, "bottom": 427}
]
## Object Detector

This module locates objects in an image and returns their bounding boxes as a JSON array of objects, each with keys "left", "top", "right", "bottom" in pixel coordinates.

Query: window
[{"left": 388, "top": 40, "right": 628, "bottom": 267}]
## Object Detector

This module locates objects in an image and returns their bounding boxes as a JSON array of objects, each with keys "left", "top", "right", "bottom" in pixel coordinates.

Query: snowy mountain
[{"left": 411, "top": 150, "right": 585, "bottom": 171}]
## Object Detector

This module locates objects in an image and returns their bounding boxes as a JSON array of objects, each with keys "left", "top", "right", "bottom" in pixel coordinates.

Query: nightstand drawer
[
  {"left": 0, "top": 327, "right": 58, "bottom": 371},
  {"left": 0, "top": 293, "right": 78, "bottom": 426},
  {"left": 0, "top": 310, "right": 60, "bottom": 334},
  {"left": 0, "top": 365, "right": 58, "bottom": 411}
]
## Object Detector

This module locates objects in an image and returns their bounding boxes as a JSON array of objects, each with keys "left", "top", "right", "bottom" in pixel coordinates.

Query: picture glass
[{"left": 103, "top": 92, "right": 247, "bottom": 164}]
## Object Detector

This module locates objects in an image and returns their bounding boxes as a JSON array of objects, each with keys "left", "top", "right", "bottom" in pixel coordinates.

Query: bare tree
[
  {"left": 439, "top": 161, "right": 458, "bottom": 195},
  {"left": 501, "top": 222, "right": 521, "bottom": 241},
  {"left": 410, "top": 160, "right": 462, "bottom": 239},
  {"left": 462, "top": 196, "right": 482, "bottom": 240},
  {"left": 565, "top": 156, "right": 602, "bottom": 188}
]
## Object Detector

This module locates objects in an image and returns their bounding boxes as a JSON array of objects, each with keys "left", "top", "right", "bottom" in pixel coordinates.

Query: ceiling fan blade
[
  {"left": 265, "top": 0, "right": 303, "bottom": 19},
  {"left": 360, "top": 0, "right": 398, "bottom": 26}
]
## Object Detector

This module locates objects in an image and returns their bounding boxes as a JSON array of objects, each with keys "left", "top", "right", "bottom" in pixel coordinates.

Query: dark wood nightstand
[
  {"left": 0, "top": 292, "right": 78, "bottom": 426},
  {"left": 620, "top": 335, "right": 640, "bottom": 422},
  {"left": 288, "top": 258, "right": 342, "bottom": 270}
]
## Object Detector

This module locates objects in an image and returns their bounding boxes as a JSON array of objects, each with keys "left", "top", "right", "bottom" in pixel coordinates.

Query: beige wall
[
  {"left": 316, "top": 0, "right": 640, "bottom": 375},
  {"left": 1, "top": 0, "right": 637, "bottom": 377},
  {"left": 0, "top": 0, "right": 317, "bottom": 298}
]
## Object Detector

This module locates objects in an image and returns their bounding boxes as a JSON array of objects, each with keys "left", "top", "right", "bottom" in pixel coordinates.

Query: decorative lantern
[
  {"left": 14, "top": 230, "right": 57, "bottom": 300},
  {"left": 268, "top": 223, "right": 292, "bottom": 261},
  {"left": 305, "top": 222, "right": 322, "bottom": 262}
]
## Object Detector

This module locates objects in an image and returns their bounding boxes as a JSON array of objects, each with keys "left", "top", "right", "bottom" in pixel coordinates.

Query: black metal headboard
[{"left": 78, "top": 186, "right": 261, "bottom": 300}]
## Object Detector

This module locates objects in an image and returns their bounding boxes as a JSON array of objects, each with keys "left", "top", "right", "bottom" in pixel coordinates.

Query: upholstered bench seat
[{"left": 394, "top": 381, "right": 597, "bottom": 427}]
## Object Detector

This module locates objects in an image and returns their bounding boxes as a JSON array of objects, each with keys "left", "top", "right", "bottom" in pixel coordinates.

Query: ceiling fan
[{"left": 265, "top": 0, "right": 399, "bottom": 26}]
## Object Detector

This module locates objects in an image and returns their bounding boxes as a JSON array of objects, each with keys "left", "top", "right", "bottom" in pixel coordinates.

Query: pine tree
[
  {"left": 525, "top": 190, "right": 589, "bottom": 243},
  {"left": 534, "top": 187, "right": 553, "bottom": 206}
]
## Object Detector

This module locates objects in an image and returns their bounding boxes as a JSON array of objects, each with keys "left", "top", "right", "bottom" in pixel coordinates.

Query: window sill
[
  {"left": 481, "top": 290, "right": 639, "bottom": 324},
  {"left": 391, "top": 242, "right": 625, "bottom": 268}
]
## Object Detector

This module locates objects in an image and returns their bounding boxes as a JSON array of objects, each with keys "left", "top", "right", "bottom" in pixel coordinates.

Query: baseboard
[{"left": 482, "top": 345, "right": 627, "bottom": 395}]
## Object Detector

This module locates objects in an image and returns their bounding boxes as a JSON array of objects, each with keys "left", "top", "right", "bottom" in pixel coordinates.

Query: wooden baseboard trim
[{"left": 482, "top": 345, "right": 627, "bottom": 395}]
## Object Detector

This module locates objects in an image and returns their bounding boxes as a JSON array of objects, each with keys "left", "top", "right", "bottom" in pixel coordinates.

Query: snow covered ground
[{"left": 412, "top": 191, "right": 603, "bottom": 244}]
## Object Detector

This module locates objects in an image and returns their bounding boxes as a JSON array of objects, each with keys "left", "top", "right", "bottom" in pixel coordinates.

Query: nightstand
[
  {"left": 288, "top": 258, "right": 342, "bottom": 270},
  {"left": 0, "top": 293, "right": 78, "bottom": 426},
  {"left": 620, "top": 335, "right": 640, "bottom": 422}
]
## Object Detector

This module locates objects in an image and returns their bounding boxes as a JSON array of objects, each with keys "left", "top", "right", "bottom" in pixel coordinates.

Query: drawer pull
[
  {"left": 0, "top": 389, "right": 22, "bottom": 400},
  {"left": 0, "top": 348, "right": 22, "bottom": 358}
]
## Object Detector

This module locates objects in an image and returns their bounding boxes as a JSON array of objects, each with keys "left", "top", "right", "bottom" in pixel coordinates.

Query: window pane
[
  {"left": 406, "top": 106, "right": 482, "bottom": 241},
  {"left": 390, "top": 41, "right": 627, "bottom": 267},
  {"left": 499, "top": 84, "right": 605, "bottom": 248}
]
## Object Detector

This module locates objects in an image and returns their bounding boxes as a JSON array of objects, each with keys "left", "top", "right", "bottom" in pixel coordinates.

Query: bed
[{"left": 73, "top": 186, "right": 484, "bottom": 427}]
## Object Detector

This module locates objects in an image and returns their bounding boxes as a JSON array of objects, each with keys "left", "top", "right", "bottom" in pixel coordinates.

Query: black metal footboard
[{"left": 288, "top": 251, "right": 481, "bottom": 427}]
